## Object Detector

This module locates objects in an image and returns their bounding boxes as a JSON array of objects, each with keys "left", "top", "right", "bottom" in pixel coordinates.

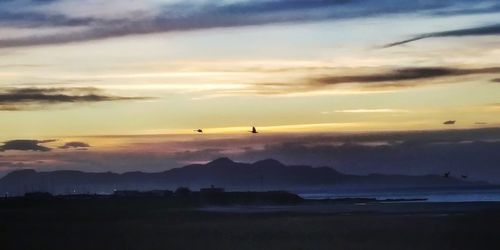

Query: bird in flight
[
  {"left": 461, "top": 175, "right": 468, "bottom": 179},
  {"left": 443, "top": 172, "right": 450, "bottom": 178},
  {"left": 443, "top": 120, "right": 456, "bottom": 125},
  {"left": 194, "top": 129, "right": 203, "bottom": 133},
  {"left": 249, "top": 126, "right": 258, "bottom": 134}
]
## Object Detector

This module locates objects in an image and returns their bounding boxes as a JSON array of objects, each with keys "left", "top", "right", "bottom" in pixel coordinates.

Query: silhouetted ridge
[
  {"left": 207, "top": 157, "right": 235, "bottom": 166},
  {"left": 253, "top": 159, "right": 285, "bottom": 168},
  {"left": 0, "top": 158, "right": 486, "bottom": 196},
  {"left": 2, "top": 169, "right": 37, "bottom": 179}
]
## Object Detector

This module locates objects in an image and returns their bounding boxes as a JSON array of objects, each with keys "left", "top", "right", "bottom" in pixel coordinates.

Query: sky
[{"left": 0, "top": 0, "right": 499, "bottom": 181}]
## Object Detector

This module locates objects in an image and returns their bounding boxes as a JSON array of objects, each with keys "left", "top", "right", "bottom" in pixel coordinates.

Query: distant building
[
  {"left": 113, "top": 190, "right": 173, "bottom": 197},
  {"left": 200, "top": 185, "right": 225, "bottom": 194}
]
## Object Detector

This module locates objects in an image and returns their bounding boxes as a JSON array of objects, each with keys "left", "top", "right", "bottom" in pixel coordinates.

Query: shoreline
[{"left": 199, "top": 200, "right": 500, "bottom": 215}]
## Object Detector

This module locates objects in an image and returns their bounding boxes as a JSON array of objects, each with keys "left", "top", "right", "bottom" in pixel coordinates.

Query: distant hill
[{"left": 0, "top": 158, "right": 487, "bottom": 196}]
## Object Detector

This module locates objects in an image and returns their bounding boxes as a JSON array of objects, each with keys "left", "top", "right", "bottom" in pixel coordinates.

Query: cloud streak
[
  {"left": 0, "top": 0, "right": 352, "bottom": 48},
  {"left": 249, "top": 66, "right": 500, "bottom": 95},
  {"left": 0, "top": 87, "right": 149, "bottom": 111},
  {"left": 313, "top": 67, "right": 500, "bottom": 85},
  {"left": 384, "top": 23, "right": 500, "bottom": 48},
  {"left": 0, "top": 10, "right": 95, "bottom": 28},
  {"left": 0, "top": 0, "right": 499, "bottom": 48}
]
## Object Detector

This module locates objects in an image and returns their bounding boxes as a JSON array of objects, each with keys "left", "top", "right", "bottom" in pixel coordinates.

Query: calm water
[{"left": 299, "top": 187, "right": 500, "bottom": 202}]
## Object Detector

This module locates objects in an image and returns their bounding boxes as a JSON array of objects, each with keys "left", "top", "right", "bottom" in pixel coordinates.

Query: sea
[{"left": 298, "top": 186, "right": 500, "bottom": 202}]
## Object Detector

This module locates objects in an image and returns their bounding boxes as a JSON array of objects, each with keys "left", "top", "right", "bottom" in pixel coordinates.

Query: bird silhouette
[
  {"left": 194, "top": 129, "right": 203, "bottom": 133},
  {"left": 249, "top": 126, "right": 258, "bottom": 134},
  {"left": 443, "top": 172, "right": 450, "bottom": 178},
  {"left": 443, "top": 120, "right": 456, "bottom": 125},
  {"left": 461, "top": 175, "right": 468, "bottom": 179}
]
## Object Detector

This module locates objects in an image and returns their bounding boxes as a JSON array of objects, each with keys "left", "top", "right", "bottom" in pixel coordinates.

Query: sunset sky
[{"left": 1, "top": 0, "right": 499, "bottom": 181}]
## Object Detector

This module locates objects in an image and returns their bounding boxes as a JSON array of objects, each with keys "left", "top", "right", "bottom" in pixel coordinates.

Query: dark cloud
[
  {"left": 0, "top": 140, "right": 54, "bottom": 152},
  {"left": 384, "top": 23, "right": 500, "bottom": 48},
  {"left": 0, "top": 0, "right": 95, "bottom": 27},
  {"left": 58, "top": 141, "right": 90, "bottom": 149},
  {"left": 430, "top": 3, "right": 500, "bottom": 16},
  {"left": 313, "top": 67, "right": 500, "bottom": 86},
  {"left": 0, "top": 0, "right": 498, "bottom": 48},
  {"left": 0, "top": 11, "right": 95, "bottom": 28},
  {"left": 0, "top": 87, "right": 149, "bottom": 111},
  {"left": 252, "top": 66, "right": 500, "bottom": 94}
]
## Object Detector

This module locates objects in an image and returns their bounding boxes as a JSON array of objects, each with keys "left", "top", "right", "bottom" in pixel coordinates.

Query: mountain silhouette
[{"left": 0, "top": 158, "right": 485, "bottom": 196}]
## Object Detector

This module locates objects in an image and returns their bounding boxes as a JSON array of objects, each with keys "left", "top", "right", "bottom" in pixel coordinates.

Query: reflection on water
[{"left": 299, "top": 187, "right": 500, "bottom": 202}]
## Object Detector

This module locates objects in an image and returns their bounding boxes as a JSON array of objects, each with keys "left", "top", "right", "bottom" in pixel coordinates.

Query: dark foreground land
[{"left": 1, "top": 197, "right": 500, "bottom": 250}]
